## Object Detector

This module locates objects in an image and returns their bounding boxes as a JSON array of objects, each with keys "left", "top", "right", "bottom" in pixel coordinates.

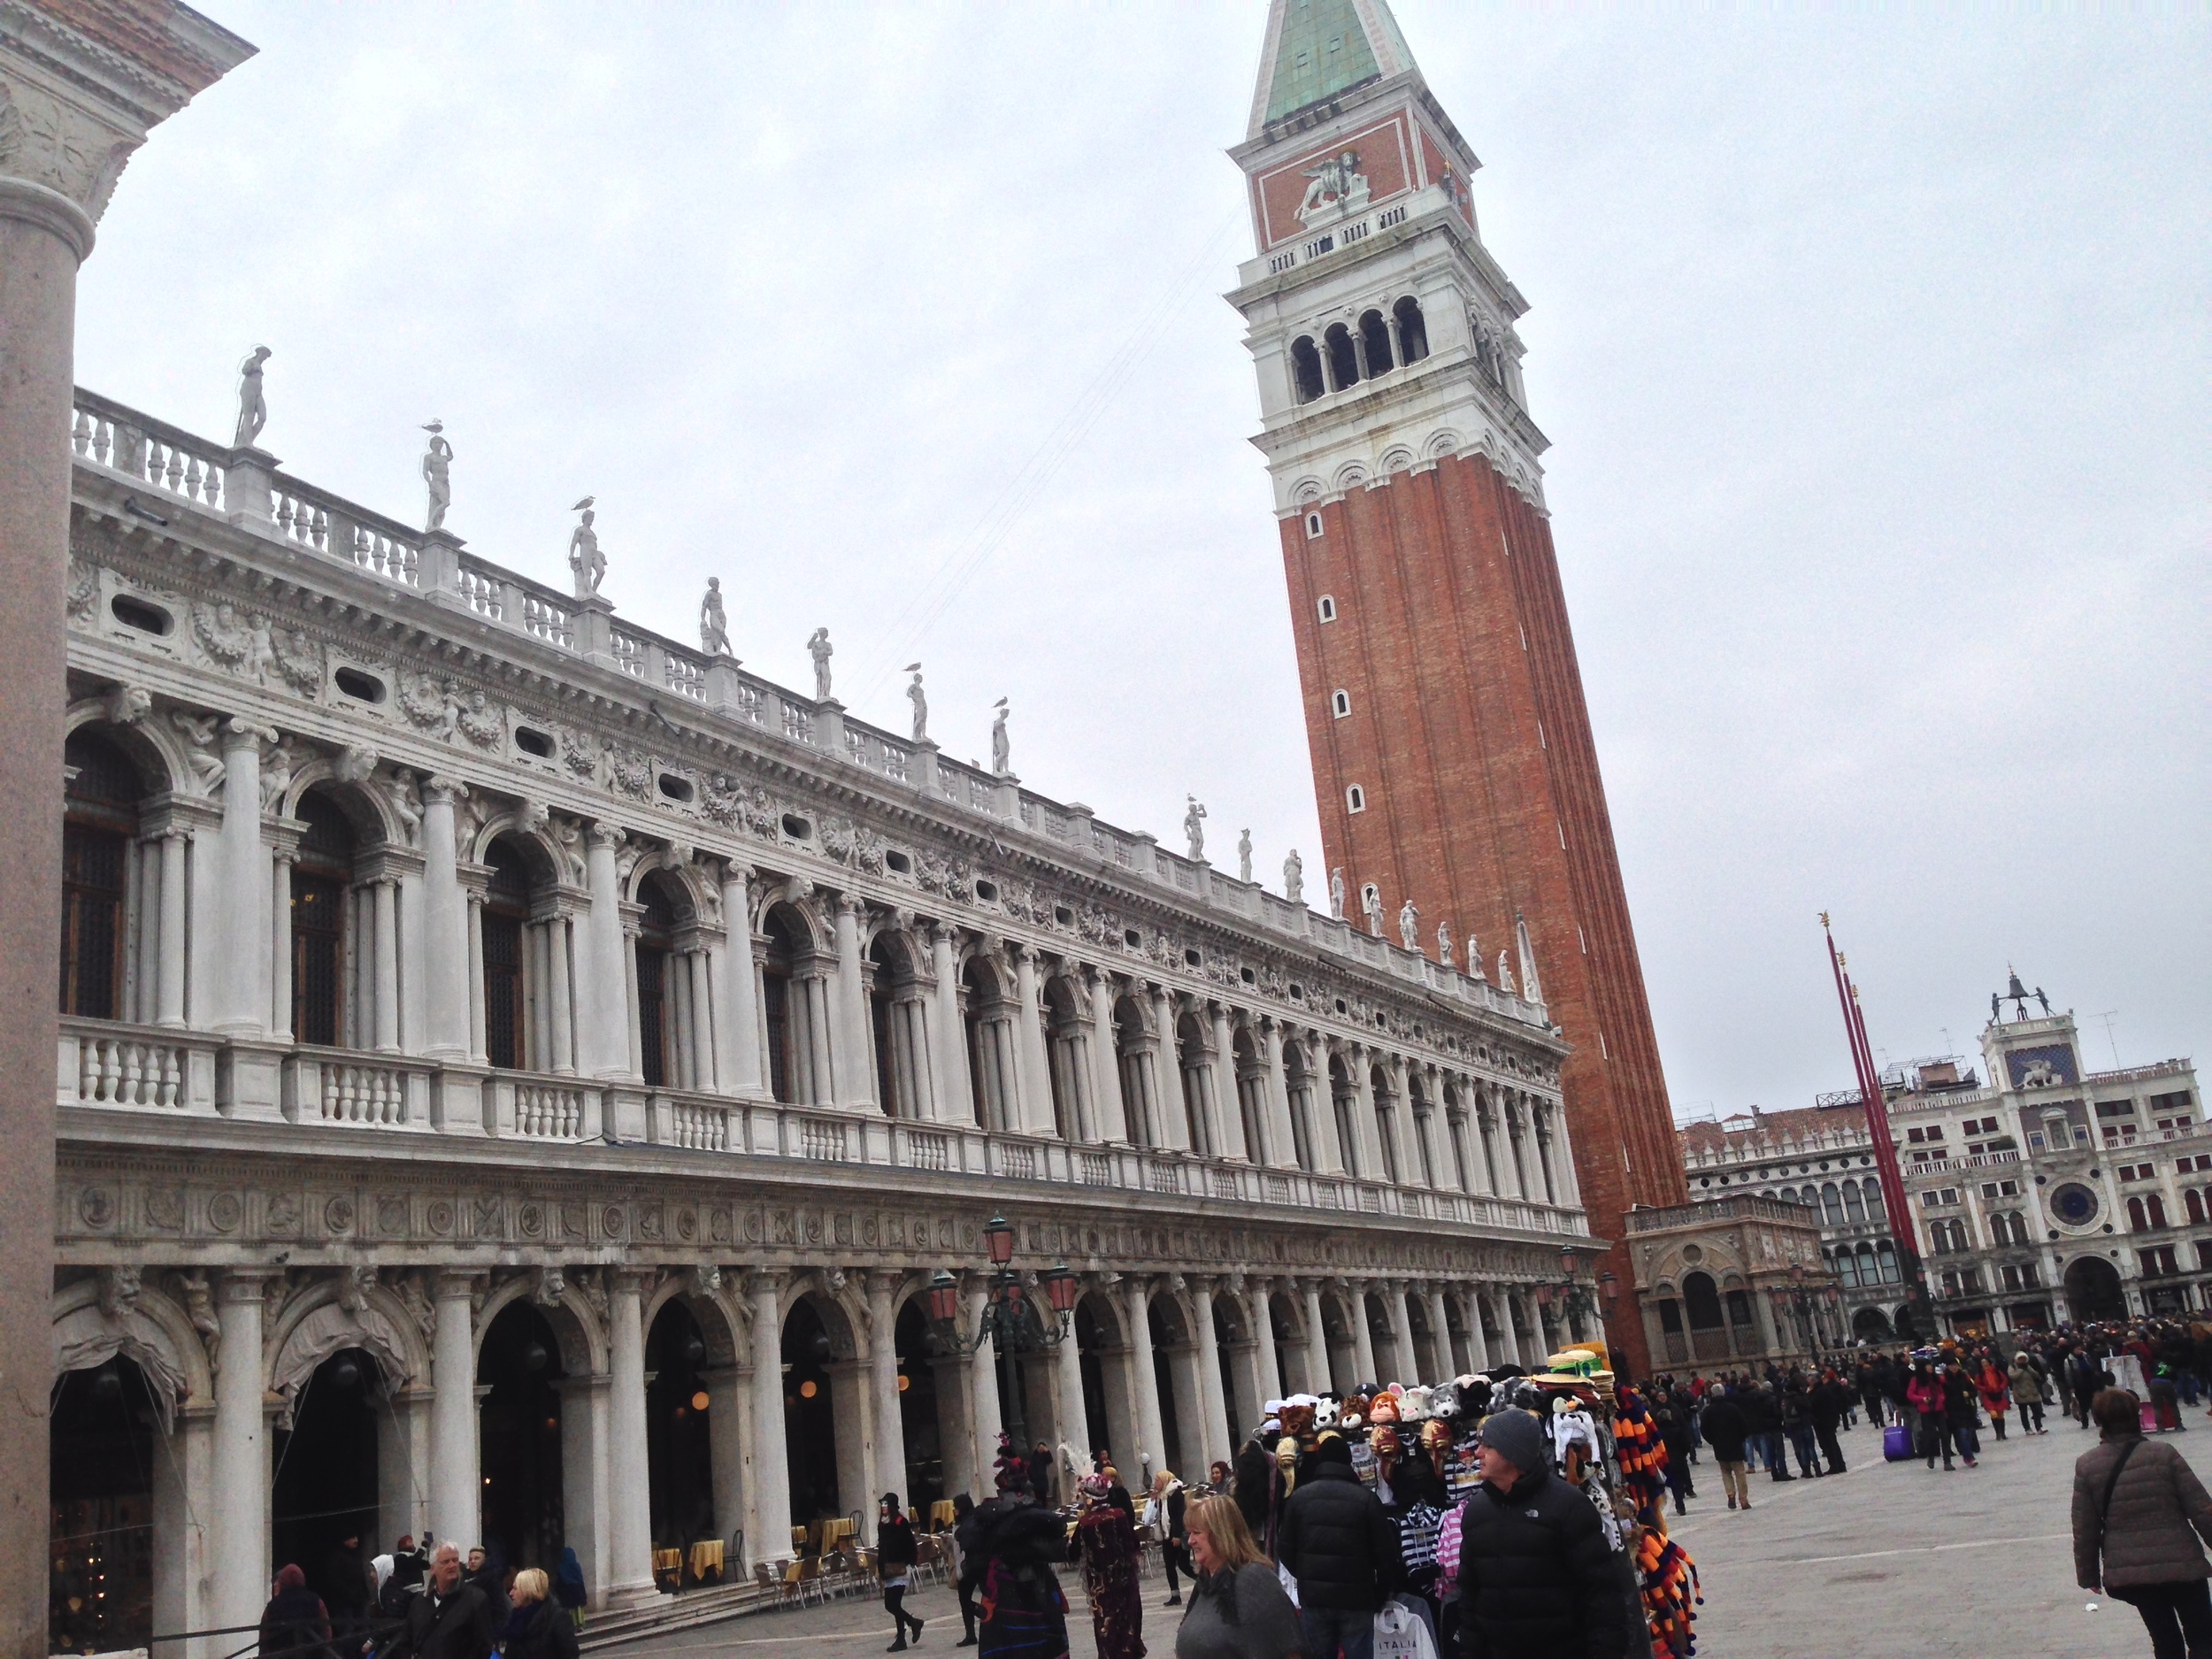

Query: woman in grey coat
[
  {"left": 1175, "top": 1494, "right": 1302, "bottom": 1659},
  {"left": 2073, "top": 1387, "right": 2212, "bottom": 1658}
]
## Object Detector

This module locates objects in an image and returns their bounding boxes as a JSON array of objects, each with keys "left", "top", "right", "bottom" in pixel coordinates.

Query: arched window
[
  {"left": 758, "top": 903, "right": 818, "bottom": 1106},
  {"left": 1682, "top": 1271, "right": 1724, "bottom": 1331},
  {"left": 1833, "top": 1249, "right": 1860, "bottom": 1287},
  {"left": 2148, "top": 1194, "right": 2170, "bottom": 1230},
  {"left": 1290, "top": 335, "right": 1325, "bottom": 403},
  {"left": 2129, "top": 1195, "right": 2148, "bottom": 1233},
  {"left": 61, "top": 730, "right": 146, "bottom": 1021},
  {"left": 1821, "top": 1182, "right": 1846, "bottom": 1226},
  {"left": 1842, "top": 1180, "right": 1867, "bottom": 1223},
  {"left": 1324, "top": 323, "right": 1360, "bottom": 391},
  {"left": 1329, "top": 1053, "right": 1361, "bottom": 1179},
  {"left": 1284, "top": 1041, "right": 1317, "bottom": 1172},
  {"left": 1371, "top": 1064, "right": 1401, "bottom": 1184},
  {"left": 291, "top": 790, "right": 358, "bottom": 1047},
  {"left": 1112, "top": 995, "right": 1156, "bottom": 1146},
  {"left": 634, "top": 876, "right": 679, "bottom": 1087},
  {"left": 1176, "top": 1010, "right": 1215, "bottom": 1156},
  {"left": 1233, "top": 1025, "right": 1268, "bottom": 1164},
  {"left": 480, "top": 840, "right": 531, "bottom": 1070},
  {"left": 1359, "top": 309, "right": 1394, "bottom": 375},
  {"left": 871, "top": 932, "right": 931, "bottom": 1121},
  {"left": 1394, "top": 296, "right": 1429, "bottom": 364},
  {"left": 2189, "top": 1188, "right": 2206, "bottom": 1227},
  {"left": 1044, "top": 976, "right": 1087, "bottom": 1141},
  {"left": 1863, "top": 1178, "right": 1886, "bottom": 1223},
  {"left": 1877, "top": 1241, "right": 1901, "bottom": 1284}
]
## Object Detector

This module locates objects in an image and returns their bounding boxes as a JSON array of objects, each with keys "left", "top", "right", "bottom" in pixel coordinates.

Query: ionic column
[
  {"left": 1150, "top": 986, "right": 1190, "bottom": 1151},
  {"left": 1348, "top": 1046, "right": 1386, "bottom": 1179},
  {"left": 1250, "top": 1283, "right": 1284, "bottom": 1407},
  {"left": 688, "top": 948, "right": 716, "bottom": 1088},
  {"left": 1209, "top": 1004, "right": 1247, "bottom": 1160},
  {"left": 833, "top": 895, "right": 875, "bottom": 1110},
  {"left": 1054, "top": 1288, "right": 1087, "bottom": 1463},
  {"left": 422, "top": 778, "right": 470, "bottom": 1059},
  {"left": 547, "top": 914, "right": 575, "bottom": 1075},
  {"left": 928, "top": 923, "right": 970, "bottom": 1123},
  {"left": 606, "top": 1271, "right": 654, "bottom": 1596},
  {"left": 717, "top": 865, "right": 762, "bottom": 1093},
  {"left": 1261, "top": 1021, "right": 1299, "bottom": 1171},
  {"left": 582, "top": 824, "right": 628, "bottom": 1078},
  {"left": 268, "top": 843, "right": 296, "bottom": 1041},
  {"left": 803, "top": 973, "right": 835, "bottom": 1105},
  {"left": 1313, "top": 1039, "right": 1350, "bottom": 1175},
  {"left": 1190, "top": 1280, "right": 1232, "bottom": 1474},
  {"left": 1463, "top": 1288, "right": 1494, "bottom": 1372},
  {"left": 1426, "top": 1286, "right": 1455, "bottom": 1380},
  {"left": 1012, "top": 945, "right": 1056, "bottom": 1136},
  {"left": 867, "top": 1273, "right": 909, "bottom": 1509},
  {"left": 1300, "top": 1279, "right": 1331, "bottom": 1394},
  {"left": 620, "top": 914, "right": 643, "bottom": 1079},
  {"left": 465, "top": 885, "right": 487, "bottom": 1063},
  {"left": 372, "top": 877, "right": 400, "bottom": 1052},
  {"left": 1125, "top": 1277, "right": 1165, "bottom": 1484},
  {"left": 209, "top": 1271, "right": 274, "bottom": 1637},
  {"left": 430, "top": 1271, "right": 480, "bottom": 1550},
  {"left": 966, "top": 1280, "right": 1004, "bottom": 1495},
  {"left": 214, "top": 720, "right": 268, "bottom": 1035},
  {"left": 1348, "top": 1280, "right": 1379, "bottom": 1387},
  {"left": 747, "top": 1275, "right": 794, "bottom": 1561},
  {"left": 703, "top": 1364, "right": 749, "bottom": 1562},
  {"left": 1087, "top": 968, "right": 1126, "bottom": 1141},
  {"left": 157, "top": 828, "right": 190, "bottom": 1027}
]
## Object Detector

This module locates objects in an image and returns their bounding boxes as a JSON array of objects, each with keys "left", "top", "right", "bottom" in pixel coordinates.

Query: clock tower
[{"left": 1229, "top": 0, "right": 1688, "bottom": 1371}]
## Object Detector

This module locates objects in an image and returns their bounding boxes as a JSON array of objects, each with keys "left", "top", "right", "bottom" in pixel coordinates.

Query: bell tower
[{"left": 1229, "top": 0, "right": 1688, "bottom": 1371}]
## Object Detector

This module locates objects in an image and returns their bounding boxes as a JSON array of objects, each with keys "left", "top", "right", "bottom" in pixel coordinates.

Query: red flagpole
[{"left": 1822, "top": 916, "right": 1927, "bottom": 1333}]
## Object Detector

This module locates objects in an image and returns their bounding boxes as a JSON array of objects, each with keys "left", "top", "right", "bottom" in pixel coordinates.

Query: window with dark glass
[
  {"left": 635, "top": 881, "right": 676, "bottom": 1088},
  {"left": 60, "top": 732, "right": 142, "bottom": 1020},
  {"left": 482, "top": 841, "right": 530, "bottom": 1070},
  {"left": 291, "top": 791, "right": 357, "bottom": 1046}
]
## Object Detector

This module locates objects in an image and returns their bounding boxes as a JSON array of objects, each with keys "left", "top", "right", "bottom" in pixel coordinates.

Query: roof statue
[
  {"left": 1436, "top": 919, "right": 1452, "bottom": 968},
  {"left": 808, "top": 627, "right": 833, "bottom": 701},
  {"left": 232, "top": 345, "right": 271, "bottom": 448},
  {"left": 699, "top": 578, "right": 730, "bottom": 657},
  {"left": 1238, "top": 828, "right": 1254, "bottom": 884},
  {"left": 990, "top": 698, "right": 1010, "bottom": 775},
  {"left": 420, "top": 421, "right": 452, "bottom": 531},
  {"left": 1328, "top": 865, "right": 1345, "bottom": 920},
  {"left": 1283, "top": 849, "right": 1304, "bottom": 904},
  {"left": 905, "top": 664, "right": 927, "bottom": 741},
  {"left": 1398, "top": 897, "right": 1419, "bottom": 951},
  {"left": 1184, "top": 796, "right": 1208, "bottom": 861},
  {"left": 567, "top": 498, "right": 603, "bottom": 598}
]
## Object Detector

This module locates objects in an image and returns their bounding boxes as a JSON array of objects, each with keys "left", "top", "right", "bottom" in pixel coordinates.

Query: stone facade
[
  {"left": 1227, "top": 0, "right": 1686, "bottom": 1375},
  {"left": 52, "top": 380, "right": 1596, "bottom": 1647},
  {"left": 1679, "top": 1103, "right": 1908, "bottom": 1341},
  {"left": 1625, "top": 1195, "right": 1848, "bottom": 1371},
  {"left": 1888, "top": 1002, "right": 2201, "bottom": 1336}
]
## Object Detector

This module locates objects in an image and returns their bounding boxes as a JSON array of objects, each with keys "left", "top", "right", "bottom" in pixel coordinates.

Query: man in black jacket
[
  {"left": 1455, "top": 1407, "right": 1628, "bottom": 1659},
  {"left": 1741, "top": 1380, "right": 1791, "bottom": 1481},
  {"left": 1279, "top": 1434, "right": 1402, "bottom": 1659},
  {"left": 1697, "top": 1387, "right": 1752, "bottom": 1512},
  {"left": 391, "top": 1543, "right": 498, "bottom": 1659}
]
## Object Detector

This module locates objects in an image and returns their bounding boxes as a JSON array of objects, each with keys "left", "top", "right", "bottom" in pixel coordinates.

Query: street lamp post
[
  {"left": 1532, "top": 1245, "right": 1620, "bottom": 1350},
  {"left": 1777, "top": 1263, "right": 1845, "bottom": 1357},
  {"left": 925, "top": 1216, "right": 1079, "bottom": 1454}
]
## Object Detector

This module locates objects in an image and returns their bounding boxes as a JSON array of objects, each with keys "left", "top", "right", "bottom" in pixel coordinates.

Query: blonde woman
[
  {"left": 1149, "top": 1469, "right": 1191, "bottom": 1606},
  {"left": 1178, "top": 1495, "right": 1302, "bottom": 1659},
  {"left": 499, "top": 1567, "right": 578, "bottom": 1659}
]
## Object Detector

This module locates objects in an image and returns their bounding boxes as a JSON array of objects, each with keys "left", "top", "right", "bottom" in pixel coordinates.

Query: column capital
[
  {"left": 837, "top": 892, "right": 869, "bottom": 920},
  {"left": 424, "top": 774, "right": 468, "bottom": 805},
  {"left": 434, "top": 1269, "right": 486, "bottom": 1302},
  {"left": 745, "top": 1269, "right": 788, "bottom": 1299},
  {"left": 215, "top": 1266, "right": 283, "bottom": 1305},
  {"left": 588, "top": 820, "right": 626, "bottom": 851}
]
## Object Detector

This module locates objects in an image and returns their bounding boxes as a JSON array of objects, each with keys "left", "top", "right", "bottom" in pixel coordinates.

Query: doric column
[
  {"left": 1300, "top": 1279, "right": 1332, "bottom": 1394},
  {"left": 1054, "top": 1287, "right": 1087, "bottom": 1460},
  {"left": 747, "top": 1275, "right": 793, "bottom": 1560},
  {"left": 1387, "top": 1284, "right": 1417, "bottom": 1384},
  {"left": 1426, "top": 1286, "right": 1455, "bottom": 1379},
  {"left": 1087, "top": 968, "right": 1126, "bottom": 1141},
  {"left": 1209, "top": 1003, "right": 1246, "bottom": 1160},
  {"left": 582, "top": 824, "right": 628, "bottom": 1078},
  {"left": 1348, "top": 1280, "right": 1379, "bottom": 1387},
  {"left": 867, "top": 1274, "right": 909, "bottom": 1508},
  {"left": 209, "top": 1270, "right": 274, "bottom": 1637},
  {"left": 430, "top": 1271, "right": 480, "bottom": 1550},
  {"left": 1463, "top": 1288, "right": 1493, "bottom": 1371},
  {"left": 1249, "top": 1282, "right": 1284, "bottom": 1406},
  {"left": 268, "top": 841, "right": 296, "bottom": 1041},
  {"left": 213, "top": 719, "right": 268, "bottom": 1035},
  {"left": 422, "top": 778, "right": 470, "bottom": 1059},
  {"left": 928, "top": 922, "right": 971, "bottom": 1123},
  {"left": 157, "top": 828, "right": 190, "bottom": 1026},
  {"left": 833, "top": 895, "right": 874, "bottom": 1110},
  {"left": 606, "top": 1271, "right": 654, "bottom": 1597},
  {"left": 717, "top": 865, "right": 761, "bottom": 1094},
  {"left": 1124, "top": 1277, "right": 1165, "bottom": 1484},
  {"left": 1260, "top": 1020, "right": 1299, "bottom": 1170},
  {"left": 703, "top": 1364, "right": 749, "bottom": 1563},
  {"left": 372, "top": 876, "right": 400, "bottom": 1052},
  {"left": 1190, "top": 1280, "right": 1231, "bottom": 1474},
  {"left": 1150, "top": 986, "right": 1190, "bottom": 1151},
  {"left": 966, "top": 1279, "right": 1004, "bottom": 1494}
]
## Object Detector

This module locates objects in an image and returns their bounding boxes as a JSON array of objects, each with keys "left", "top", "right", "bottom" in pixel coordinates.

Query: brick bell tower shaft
[{"left": 1228, "top": 0, "right": 1687, "bottom": 1375}]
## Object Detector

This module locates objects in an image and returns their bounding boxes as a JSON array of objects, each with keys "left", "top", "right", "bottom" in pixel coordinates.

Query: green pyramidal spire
[{"left": 1249, "top": 0, "right": 1421, "bottom": 135}]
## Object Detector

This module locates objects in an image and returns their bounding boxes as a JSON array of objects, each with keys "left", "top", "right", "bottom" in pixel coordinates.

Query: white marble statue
[
  {"left": 990, "top": 698, "right": 1010, "bottom": 774},
  {"left": 1362, "top": 884, "right": 1384, "bottom": 936},
  {"left": 905, "top": 664, "right": 927, "bottom": 741},
  {"left": 1437, "top": 920, "right": 1453, "bottom": 968},
  {"left": 808, "top": 628, "right": 833, "bottom": 701},
  {"left": 1328, "top": 865, "right": 1345, "bottom": 919},
  {"left": 567, "top": 498, "right": 604, "bottom": 597},
  {"left": 1465, "top": 929, "right": 1481, "bottom": 978},
  {"left": 421, "top": 421, "right": 452, "bottom": 531},
  {"left": 1283, "top": 848, "right": 1303, "bottom": 903},
  {"left": 1184, "top": 797, "right": 1208, "bottom": 862},
  {"left": 1497, "top": 950, "right": 1517, "bottom": 995},
  {"left": 699, "top": 578, "right": 730, "bottom": 657},
  {"left": 1238, "top": 828, "right": 1253, "bottom": 884},
  {"left": 232, "top": 345, "right": 271, "bottom": 448},
  {"left": 1398, "top": 898, "right": 1419, "bottom": 951}
]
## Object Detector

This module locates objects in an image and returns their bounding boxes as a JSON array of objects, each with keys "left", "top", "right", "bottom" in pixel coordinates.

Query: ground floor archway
[
  {"left": 2065, "top": 1256, "right": 2128, "bottom": 1323},
  {"left": 273, "top": 1348, "right": 380, "bottom": 1599},
  {"left": 50, "top": 1358, "right": 157, "bottom": 1655},
  {"left": 479, "top": 1302, "right": 567, "bottom": 1571}
]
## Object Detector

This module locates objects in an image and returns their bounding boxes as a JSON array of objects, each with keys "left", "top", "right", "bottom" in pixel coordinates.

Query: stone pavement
[
  {"left": 604, "top": 1418, "right": 2212, "bottom": 1659},
  {"left": 1671, "top": 1413, "right": 2191, "bottom": 1656}
]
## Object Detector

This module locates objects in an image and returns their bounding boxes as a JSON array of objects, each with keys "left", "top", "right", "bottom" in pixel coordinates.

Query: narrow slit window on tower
[
  {"left": 1324, "top": 323, "right": 1360, "bottom": 390},
  {"left": 1332, "top": 689, "right": 1350, "bottom": 718},
  {"left": 1360, "top": 309, "right": 1394, "bottom": 375},
  {"left": 1305, "top": 511, "right": 1324, "bottom": 538},
  {"left": 1317, "top": 595, "right": 1337, "bottom": 622},
  {"left": 1347, "top": 784, "right": 1367, "bottom": 813},
  {"left": 1290, "top": 335, "right": 1325, "bottom": 403},
  {"left": 1394, "top": 296, "right": 1430, "bottom": 364}
]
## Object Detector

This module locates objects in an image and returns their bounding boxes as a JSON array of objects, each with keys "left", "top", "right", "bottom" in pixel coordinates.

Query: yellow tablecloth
[{"left": 688, "top": 1540, "right": 725, "bottom": 1578}]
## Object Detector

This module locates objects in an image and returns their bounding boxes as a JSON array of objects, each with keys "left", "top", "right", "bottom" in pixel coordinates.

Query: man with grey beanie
[{"left": 1454, "top": 1407, "right": 1631, "bottom": 1659}]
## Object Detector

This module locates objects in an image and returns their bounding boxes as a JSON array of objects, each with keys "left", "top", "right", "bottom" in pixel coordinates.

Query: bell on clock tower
[{"left": 1229, "top": 0, "right": 1689, "bottom": 1374}]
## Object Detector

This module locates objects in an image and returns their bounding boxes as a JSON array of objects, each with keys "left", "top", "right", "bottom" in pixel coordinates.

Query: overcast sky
[{"left": 76, "top": 2, "right": 2208, "bottom": 1121}]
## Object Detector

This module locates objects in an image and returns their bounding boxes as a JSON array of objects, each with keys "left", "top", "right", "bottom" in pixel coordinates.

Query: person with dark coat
[
  {"left": 391, "top": 1543, "right": 498, "bottom": 1659},
  {"left": 320, "top": 1536, "right": 375, "bottom": 1651},
  {"left": 1740, "top": 1383, "right": 1790, "bottom": 1480},
  {"left": 495, "top": 1570, "right": 578, "bottom": 1659},
  {"left": 1941, "top": 1363, "right": 1982, "bottom": 1467},
  {"left": 258, "top": 1563, "right": 334, "bottom": 1659},
  {"left": 1651, "top": 1391, "right": 1696, "bottom": 1515},
  {"left": 1454, "top": 1407, "right": 1627, "bottom": 1659},
  {"left": 1697, "top": 1388, "right": 1752, "bottom": 1511},
  {"left": 1810, "top": 1376, "right": 1849, "bottom": 1475},
  {"left": 552, "top": 1548, "right": 587, "bottom": 1629},
  {"left": 1779, "top": 1381, "right": 1822, "bottom": 1479},
  {"left": 2074, "top": 1386, "right": 2212, "bottom": 1658},
  {"left": 1031, "top": 1440, "right": 1056, "bottom": 1505},
  {"left": 960, "top": 1489, "right": 1071, "bottom": 1659},
  {"left": 949, "top": 1493, "right": 981, "bottom": 1647},
  {"left": 878, "top": 1494, "right": 926, "bottom": 1651},
  {"left": 1232, "top": 1435, "right": 1273, "bottom": 1540},
  {"left": 1277, "top": 1434, "right": 1402, "bottom": 1659}
]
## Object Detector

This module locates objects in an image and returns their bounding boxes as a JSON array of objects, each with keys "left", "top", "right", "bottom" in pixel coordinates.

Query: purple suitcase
[{"left": 1883, "top": 1422, "right": 1913, "bottom": 1461}]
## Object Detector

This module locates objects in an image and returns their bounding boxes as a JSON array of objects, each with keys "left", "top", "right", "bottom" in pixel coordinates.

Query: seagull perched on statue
[{"left": 572, "top": 495, "right": 594, "bottom": 512}]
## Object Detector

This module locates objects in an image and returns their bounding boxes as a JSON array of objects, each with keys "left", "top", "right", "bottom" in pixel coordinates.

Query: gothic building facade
[
  {"left": 1228, "top": 0, "right": 1686, "bottom": 1371},
  {"left": 50, "top": 382, "right": 1593, "bottom": 1649}
]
